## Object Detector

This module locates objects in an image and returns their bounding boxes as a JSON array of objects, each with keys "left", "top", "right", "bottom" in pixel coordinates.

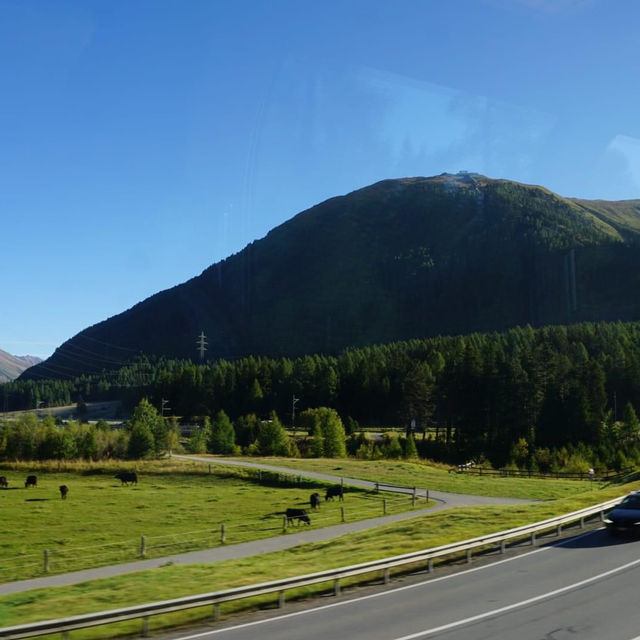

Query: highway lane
[{"left": 167, "top": 528, "right": 640, "bottom": 640}]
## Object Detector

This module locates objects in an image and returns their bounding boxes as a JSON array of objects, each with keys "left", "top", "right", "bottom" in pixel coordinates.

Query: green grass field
[
  {"left": 0, "top": 455, "right": 634, "bottom": 638},
  {"left": 0, "top": 479, "right": 634, "bottom": 639},
  {"left": 0, "top": 459, "right": 417, "bottom": 582},
  {"left": 211, "top": 456, "right": 611, "bottom": 500}
]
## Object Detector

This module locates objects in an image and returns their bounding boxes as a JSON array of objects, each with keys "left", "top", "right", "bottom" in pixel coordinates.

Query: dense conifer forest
[{"left": 4, "top": 321, "right": 640, "bottom": 470}]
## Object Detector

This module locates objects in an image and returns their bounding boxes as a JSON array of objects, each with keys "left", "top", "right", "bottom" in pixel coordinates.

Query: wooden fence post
[
  {"left": 282, "top": 516, "right": 287, "bottom": 533},
  {"left": 341, "top": 506, "right": 345, "bottom": 523},
  {"left": 220, "top": 523, "right": 226, "bottom": 544},
  {"left": 383, "top": 499, "right": 387, "bottom": 515},
  {"left": 44, "top": 549, "right": 50, "bottom": 573},
  {"left": 140, "top": 535, "right": 146, "bottom": 558}
]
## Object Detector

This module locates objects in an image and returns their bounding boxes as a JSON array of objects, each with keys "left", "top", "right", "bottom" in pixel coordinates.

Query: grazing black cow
[
  {"left": 25, "top": 475, "right": 37, "bottom": 488},
  {"left": 59, "top": 485, "right": 69, "bottom": 499},
  {"left": 286, "top": 508, "right": 311, "bottom": 526},
  {"left": 310, "top": 492, "right": 321, "bottom": 509},
  {"left": 115, "top": 471, "right": 138, "bottom": 485},
  {"left": 325, "top": 485, "right": 344, "bottom": 501},
  {"left": 0, "top": 476, "right": 7, "bottom": 488}
]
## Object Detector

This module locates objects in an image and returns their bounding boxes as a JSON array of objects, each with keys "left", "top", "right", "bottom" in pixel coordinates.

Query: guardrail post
[
  {"left": 383, "top": 499, "right": 387, "bottom": 515},
  {"left": 44, "top": 549, "right": 50, "bottom": 573},
  {"left": 427, "top": 558, "right": 433, "bottom": 573},
  {"left": 557, "top": 524, "right": 562, "bottom": 536},
  {"left": 220, "top": 523, "right": 226, "bottom": 544},
  {"left": 213, "top": 603, "right": 220, "bottom": 621},
  {"left": 334, "top": 579, "right": 341, "bottom": 596},
  {"left": 383, "top": 568, "right": 390, "bottom": 584},
  {"left": 341, "top": 506, "right": 345, "bottom": 523},
  {"left": 375, "top": 482, "right": 379, "bottom": 493},
  {"left": 500, "top": 540, "right": 505, "bottom": 554},
  {"left": 579, "top": 517, "right": 585, "bottom": 529},
  {"left": 426, "top": 489, "right": 429, "bottom": 502},
  {"left": 140, "top": 535, "right": 146, "bottom": 558},
  {"left": 142, "top": 616, "right": 150, "bottom": 637},
  {"left": 531, "top": 532, "right": 536, "bottom": 546},
  {"left": 412, "top": 487, "right": 417, "bottom": 506},
  {"left": 466, "top": 549, "right": 472, "bottom": 563},
  {"left": 278, "top": 591, "right": 285, "bottom": 608},
  {"left": 600, "top": 510, "right": 605, "bottom": 522}
]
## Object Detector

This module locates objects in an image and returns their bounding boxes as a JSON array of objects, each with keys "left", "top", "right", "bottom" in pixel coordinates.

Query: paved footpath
[{"left": 0, "top": 456, "right": 530, "bottom": 596}]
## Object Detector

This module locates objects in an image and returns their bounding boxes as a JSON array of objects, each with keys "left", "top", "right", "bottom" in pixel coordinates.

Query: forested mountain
[
  {"left": 0, "top": 349, "right": 41, "bottom": 382},
  {"left": 20, "top": 172, "right": 640, "bottom": 381}
]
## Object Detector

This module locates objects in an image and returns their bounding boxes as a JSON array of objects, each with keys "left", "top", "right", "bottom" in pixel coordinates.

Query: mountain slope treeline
[
  {"left": 5, "top": 321, "right": 640, "bottom": 469},
  {"left": 20, "top": 173, "right": 640, "bottom": 381}
]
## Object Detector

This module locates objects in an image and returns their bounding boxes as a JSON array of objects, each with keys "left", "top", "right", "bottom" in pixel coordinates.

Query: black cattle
[
  {"left": 310, "top": 492, "right": 321, "bottom": 509},
  {"left": 25, "top": 475, "right": 37, "bottom": 488},
  {"left": 325, "top": 485, "right": 344, "bottom": 501},
  {"left": 115, "top": 471, "right": 138, "bottom": 485},
  {"left": 0, "top": 476, "right": 7, "bottom": 488},
  {"left": 59, "top": 485, "right": 69, "bottom": 499},
  {"left": 286, "top": 508, "right": 311, "bottom": 526}
]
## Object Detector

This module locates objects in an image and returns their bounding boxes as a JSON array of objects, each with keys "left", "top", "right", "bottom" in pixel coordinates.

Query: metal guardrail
[{"left": 0, "top": 495, "right": 624, "bottom": 639}]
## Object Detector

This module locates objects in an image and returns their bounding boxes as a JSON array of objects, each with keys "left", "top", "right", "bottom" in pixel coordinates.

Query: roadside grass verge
[
  {"left": 0, "top": 480, "right": 635, "bottom": 638},
  {"left": 185, "top": 455, "right": 606, "bottom": 500},
  {"left": 0, "top": 460, "right": 416, "bottom": 582}
]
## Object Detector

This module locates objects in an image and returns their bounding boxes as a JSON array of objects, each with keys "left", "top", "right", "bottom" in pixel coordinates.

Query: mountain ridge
[
  {"left": 20, "top": 172, "right": 640, "bottom": 381},
  {"left": 0, "top": 349, "right": 42, "bottom": 382}
]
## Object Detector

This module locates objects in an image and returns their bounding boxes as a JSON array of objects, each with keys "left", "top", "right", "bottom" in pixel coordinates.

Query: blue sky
[{"left": 2, "top": 0, "right": 639, "bottom": 359}]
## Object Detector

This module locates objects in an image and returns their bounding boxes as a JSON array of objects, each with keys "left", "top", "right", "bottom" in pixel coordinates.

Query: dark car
[{"left": 604, "top": 491, "right": 640, "bottom": 535}]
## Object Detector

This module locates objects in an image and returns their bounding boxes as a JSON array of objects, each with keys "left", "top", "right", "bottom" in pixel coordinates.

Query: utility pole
[
  {"left": 196, "top": 331, "right": 208, "bottom": 361},
  {"left": 291, "top": 395, "right": 299, "bottom": 430}
]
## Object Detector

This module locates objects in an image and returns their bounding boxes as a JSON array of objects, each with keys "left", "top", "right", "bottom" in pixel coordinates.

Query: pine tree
[{"left": 209, "top": 410, "right": 235, "bottom": 454}]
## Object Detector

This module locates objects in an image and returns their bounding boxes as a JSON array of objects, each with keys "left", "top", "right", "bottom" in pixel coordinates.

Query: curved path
[
  {"left": 174, "top": 454, "right": 531, "bottom": 509},
  {"left": 0, "top": 456, "right": 530, "bottom": 596}
]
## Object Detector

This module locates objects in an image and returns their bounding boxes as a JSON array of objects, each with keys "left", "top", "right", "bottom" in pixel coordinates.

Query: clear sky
[{"left": 2, "top": 0, "right": 639, "bottom": 359}]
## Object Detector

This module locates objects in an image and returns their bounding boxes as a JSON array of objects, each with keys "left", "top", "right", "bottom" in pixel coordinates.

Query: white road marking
[
  {"left": 172, "top": 529, "right": 600, "bottom": 639},
  {"left": 391, "top": 556, "right": 640, "bottom": 639}
]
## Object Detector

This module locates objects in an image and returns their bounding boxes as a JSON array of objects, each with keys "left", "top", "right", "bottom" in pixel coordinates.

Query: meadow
[
  {"left": 0, "top": 459, "right": 416, "bottom": 582},
  {"left": 213, "top": 455, "right": 611, "bottom": 500},
  {"left": 0, "top": 477, "right": 634, "bottom": 639}
]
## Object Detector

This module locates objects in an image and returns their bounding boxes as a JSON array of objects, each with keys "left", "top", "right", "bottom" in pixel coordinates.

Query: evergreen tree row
[{"left": 4, "top": 321, "right": 640, "bottom": 467}]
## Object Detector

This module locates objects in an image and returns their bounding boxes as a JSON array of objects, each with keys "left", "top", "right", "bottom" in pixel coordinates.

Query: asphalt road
[{"left": 164, "top": 527, "right": 640, "bottom": 640}]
